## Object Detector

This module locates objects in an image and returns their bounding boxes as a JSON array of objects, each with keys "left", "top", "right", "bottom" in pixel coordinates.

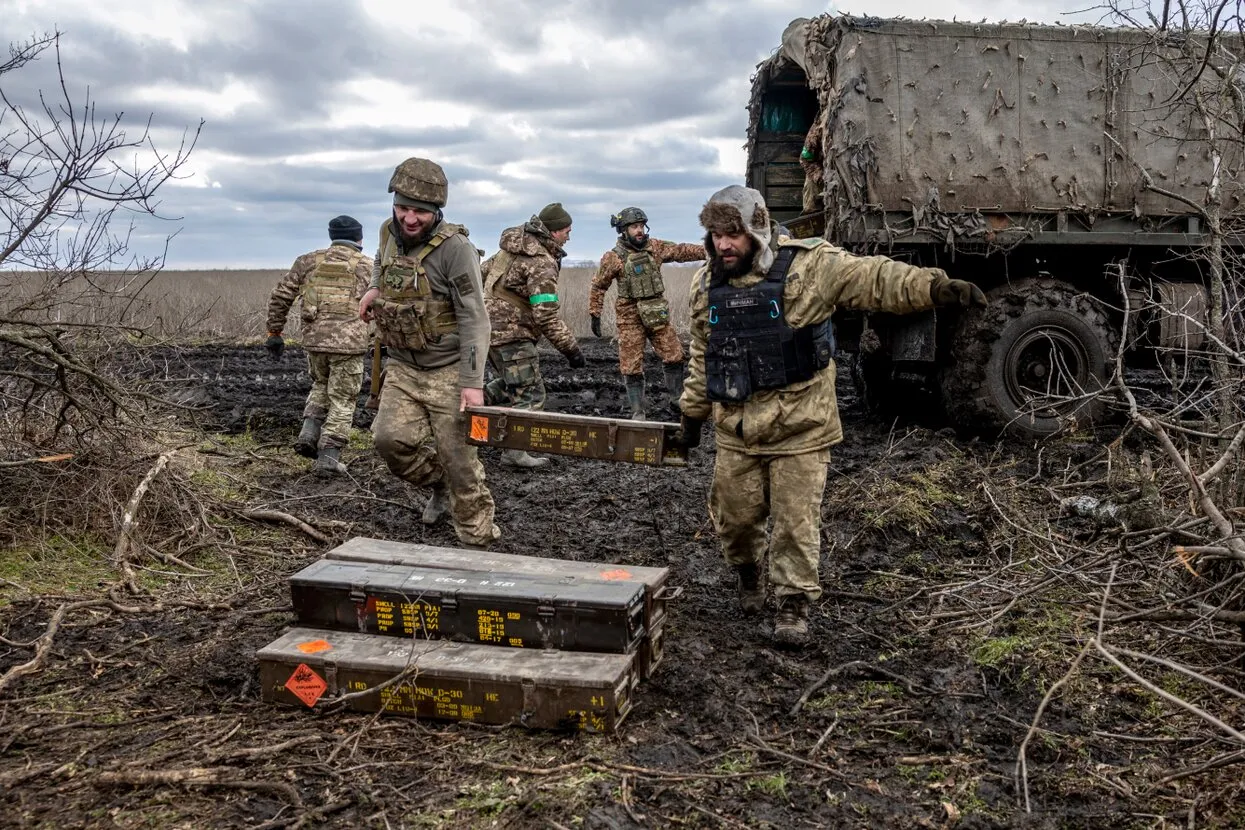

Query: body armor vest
[
  {"left": 374, "top": 222, "right": 463, "bottom": 351},
  {"left": 614, "top": 242, "right": 665, "bottom": 300},
  {"left": 300, "top": 249, "right": 360, "bottom": 322},
  {"left": 704, "top": 247, "right": 835, "bottom": 403}
]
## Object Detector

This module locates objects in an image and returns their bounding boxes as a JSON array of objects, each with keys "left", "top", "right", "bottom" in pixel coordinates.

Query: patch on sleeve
[{"left": 451, "top": 273, "right": 477, "bottom": 296}]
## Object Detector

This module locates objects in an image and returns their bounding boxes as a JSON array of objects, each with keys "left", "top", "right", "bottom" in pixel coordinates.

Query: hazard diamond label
[
  {"left": 470, "top": 415, "right": 489, "bottom": 442},
  {"left": 285, "top": 663, "right": 328, "bottom": 708}
]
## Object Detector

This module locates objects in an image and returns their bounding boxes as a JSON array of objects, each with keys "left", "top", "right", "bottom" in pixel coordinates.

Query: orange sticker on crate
[
  {"left": 599, "top": 568, "right": 633, "bottom": 581},
  {"left": 296, "top": 639, "right": 332, "bottom": 654},
  {"left": 470, "top": 415, "right": 490, "bottom": 442},
  {"left": 285, "top": 663, "right": 328, "bottom": 708}
]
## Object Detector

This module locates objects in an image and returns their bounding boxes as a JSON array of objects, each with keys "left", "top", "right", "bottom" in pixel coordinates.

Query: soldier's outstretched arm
[
  {"left": 802, "top": 245, "right": 939, "bottom": 318},
  {"left": 588, "top": 252, "right": 619, "bottom": 318},
  {"left": 651, "top": 239, "right": 707, "bottom": 264}
]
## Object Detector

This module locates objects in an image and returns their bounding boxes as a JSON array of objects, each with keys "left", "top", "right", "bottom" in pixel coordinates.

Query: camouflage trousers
[
  {"left": 303, "top": 351, "right": 365, "bottom": 449},
  {"left": 484, "top": 340, "right": 545, "bottom": 411},
  {"left": 372, "top": 360, "right": 500, "bottom": 547},
  {"left": 617, "top": 299, "right": 683, "bottom": 377},
  {"left": 709, "top": 446, "right": 830, "bottom": 601}
]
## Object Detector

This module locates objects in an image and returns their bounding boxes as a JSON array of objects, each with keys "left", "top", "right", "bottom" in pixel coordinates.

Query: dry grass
[{"left": 1, "top": 266, "right": 698, "bottom": 342}]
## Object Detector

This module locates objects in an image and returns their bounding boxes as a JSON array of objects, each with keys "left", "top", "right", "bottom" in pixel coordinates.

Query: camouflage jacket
[
  {"left": 681, "top": 237, "right": 939, "bottom": 455},
  {"left": 483, "top": 219, "right": 579, "bottom": 356},
  {"left": 266, "top": 241, "right": 372, "bottom": 355},
  {"left": 800, "top": 118, "right": 825, "bottom": 185},
  {"left": 589, "top": 238, "right": 706, "bottom": 317},
  {"left": 370, "top": 218, "right": 491, "bottom": 389}
]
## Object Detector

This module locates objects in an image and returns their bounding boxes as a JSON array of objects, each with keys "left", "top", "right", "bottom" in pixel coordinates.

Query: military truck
[{"left": 747, "top": 15, "right": 1241, "bottom": 435}]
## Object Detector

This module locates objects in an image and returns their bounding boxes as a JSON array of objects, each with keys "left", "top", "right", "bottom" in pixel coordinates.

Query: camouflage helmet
[
  {"left": 388, "top": 157, "right": 448, "bottom": 208},
  {"left": 610, "top": 206, "right": 648, "bottom": 232}
]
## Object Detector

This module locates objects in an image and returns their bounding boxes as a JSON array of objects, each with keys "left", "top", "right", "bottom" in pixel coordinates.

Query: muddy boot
[
  {"left": 421, "top": 484, "right": 450, "bottom": 525},
  {"left": 663, "top": 362, "right": 685, "bottom": 414},
  {"left": 502, "top": 449, "right": 549, "bottom": 469},
  {"left": 736, "top": 563, "right": 765, "bottom": 616},
  {"left": 293, "top": 417, "right": 322, "bottom": 458},
  {"left": 625, "top": 375, "right": 647, "bottom": 421},
  {"left": 313, "top": 446, "right": 346, "bottom": 476},
  {"left": 773, "top": 595, "right": 810, "bottom": 648}
]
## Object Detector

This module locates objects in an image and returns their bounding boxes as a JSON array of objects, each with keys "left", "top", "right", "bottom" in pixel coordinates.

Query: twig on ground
[
  {"left": 114, "top": 449, "right": 179, "bottom": 590},
  {"left": 241, "top": 509, "right": 330, "bottom": 543}
]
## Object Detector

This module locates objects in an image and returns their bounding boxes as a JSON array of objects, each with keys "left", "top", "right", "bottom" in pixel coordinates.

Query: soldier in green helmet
[
  {"left": 358, "top": 157, "right": 499, "bottom": 547},
  {"left": 589, "top": 207, "right": 705, "bottom": 420}
]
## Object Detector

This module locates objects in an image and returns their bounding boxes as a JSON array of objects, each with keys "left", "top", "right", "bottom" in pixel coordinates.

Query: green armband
[
  {"left": 800, "top": 147, "right": 814, "bottom": 161},
  {"left": 529, "top": 293, "right": 558, "bottom": 305}
]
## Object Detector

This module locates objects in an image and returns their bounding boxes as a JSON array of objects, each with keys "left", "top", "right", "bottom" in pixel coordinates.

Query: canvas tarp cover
[{"left": 749, "top": 15, "right": 1244, "bottom": 243}]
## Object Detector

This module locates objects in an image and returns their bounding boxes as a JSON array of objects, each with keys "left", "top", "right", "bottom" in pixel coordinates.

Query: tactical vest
[
  {"left": 704, "top": 247, "right": 835, "bottom": 403},
  {"left": 300, "top": 248, "right": 361, "bottom": 322},
  {"left": 374, "top": 221, "right": 464, "bottom": 351},
  {"left": 614, "top": 243, "right": 665, "bottom": 300}
]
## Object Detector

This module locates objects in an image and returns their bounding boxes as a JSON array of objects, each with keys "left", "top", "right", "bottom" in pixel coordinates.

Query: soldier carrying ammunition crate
[
  {"left": 358, "top": 157, "right": 500, "bottom": 548},
  {"left": 589, "top": 207, "right": 705, "bottom": 420},
  {"left": 482, "top": 202, "right": 585, "bottom": 470},
  {"left": 265, "top": 215, "right": 373, "bottom": 476}
]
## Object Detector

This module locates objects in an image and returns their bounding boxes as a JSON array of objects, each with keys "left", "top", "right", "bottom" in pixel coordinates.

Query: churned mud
[{"left": 1, "top": 339, "right": 1241, "bottom": 829}]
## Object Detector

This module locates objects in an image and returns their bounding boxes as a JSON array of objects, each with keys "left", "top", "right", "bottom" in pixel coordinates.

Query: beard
[{"left": 709, "top": 246, "right": 757, "bottom": 284}]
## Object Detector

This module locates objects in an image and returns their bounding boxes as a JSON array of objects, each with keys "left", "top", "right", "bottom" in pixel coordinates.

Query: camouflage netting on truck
[{"left": 747, "top": 15, "right": 1245, "bottom": 254}]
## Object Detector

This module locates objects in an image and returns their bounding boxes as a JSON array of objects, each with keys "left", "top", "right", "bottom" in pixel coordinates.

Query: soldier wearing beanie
[
  {"left": 589, "top": 207, "right": 706, "bottom": 420},
  {"left": 358, "top": 157, "right": 500, "bottom": 548},
  {"left": 480, "top": 203, "right": 584, "bottom": 469},
  {"left": 265, "top": 214, "right": 373, "bottom": 476},
  {"left": 674, "top": 184, "right": 986, "bottom": 648}
]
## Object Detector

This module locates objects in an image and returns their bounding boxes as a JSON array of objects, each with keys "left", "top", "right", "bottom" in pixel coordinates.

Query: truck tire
[{"left": 940, "top": 279, "right": 1115, "bottom": 436}]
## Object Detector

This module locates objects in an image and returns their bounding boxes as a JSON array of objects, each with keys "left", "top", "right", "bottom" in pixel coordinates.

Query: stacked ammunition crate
[{"left": 256, "top": 537, "right": 678, "bottom": 733}]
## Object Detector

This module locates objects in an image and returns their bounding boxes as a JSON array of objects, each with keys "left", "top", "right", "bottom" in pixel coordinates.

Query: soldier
[
  {"left": 589, "top": 207, "right": 705, "bottom": 420},
  {"left": 483, "top": 202, "right": 586, "bottom": 469},
  {"left": 265, "top": 215, "right": 373, "bottom": 476},
  {"left": 675, "top": 185, "right": 985, "bottom": 647},
  {"left": 800, "top": 113, "right": 826, "bottom": 215},
  {"left": 358, "top": 158, "right": 499, "bottom": 548}
]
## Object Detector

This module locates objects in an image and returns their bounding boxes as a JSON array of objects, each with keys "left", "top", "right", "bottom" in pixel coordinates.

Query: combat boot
[
  {"left": 773, "top": 595, "right": 810, "bottom": 648},
  {"left": 502, "top": 449, "right": 549, "bottom": 469},
  {"left": 421, "top": 484, "right": 450, "bottom": 525},
  {"left": 663, "top": 362, "right": 685, "bottom": 411},
  {"left": 624, "top": 375, "right": 647, "bottom": 421},
  {"left": 736, "top": 563, "right": 765, "bottom": 615},
  {"left": 313, "top": 446, "right": 346, "bottom": 476},
  {"left": 293, "top": 417, "right": 322, "bottom": 458}
]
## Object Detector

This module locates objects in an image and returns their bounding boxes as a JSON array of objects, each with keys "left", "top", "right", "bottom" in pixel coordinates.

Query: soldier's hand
[
  {"left": 566, "top": 349, "right": 586, "bottom": 369},
  {"left": 930, "top": 274, "right": 987, "bottom": 308},
  {"left": 590, "top": 315, "right": 602, "bottom": 338},
  {"left": 460, "top": 386, "right": 484, "bottom": 412},
  {"left": 265, "top": 332, "right": 285, "bottom": 361},
  {"left": 674, "top": 415, "right": 704, "bottom": 451},
  {"left": 359, "top": 287, "right": 380, "bottom": 321}
]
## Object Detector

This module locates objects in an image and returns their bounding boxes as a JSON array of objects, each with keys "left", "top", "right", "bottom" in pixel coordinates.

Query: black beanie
[
  {"left": 538, "top": 203, "right": 572, "bottom": 232},
  {"left": 328, "top": 215, "right": 363, "bottom": 241}
]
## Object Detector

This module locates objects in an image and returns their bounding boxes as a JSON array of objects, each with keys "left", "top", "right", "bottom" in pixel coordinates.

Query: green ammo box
[
  {"left": 323, "top": 536, "right": 679, "bottom": 678},
  {"left": 257, "top": 627, "right": 638, "bottom": 732},
  {"left": 289, "top": 558, "right": 647, "bottom": 655},
  {"left": 464, "top": 405, "right": 687, "bottom": 466}
]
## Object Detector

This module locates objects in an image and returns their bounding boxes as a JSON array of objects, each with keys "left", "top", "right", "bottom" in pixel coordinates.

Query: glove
[
  {"left": 674, "top": 415, "right": 704, "bottom": 451},
  {"left": 590, "top": 315, "right": 602, "bottom": 338},
  {"left": 265, "top": 332, "right": 285, "bottom": 360},
  {"left": 930, "top": 274, "right": 987, "bottom": 308},
  {"left": 566, "top": 349, "right": 586, "bottom": 369}
]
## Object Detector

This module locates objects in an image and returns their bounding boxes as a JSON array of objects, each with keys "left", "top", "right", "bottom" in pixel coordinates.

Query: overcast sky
[{"left": 5, "top": 0, "right": 1107, "bottom": 269}]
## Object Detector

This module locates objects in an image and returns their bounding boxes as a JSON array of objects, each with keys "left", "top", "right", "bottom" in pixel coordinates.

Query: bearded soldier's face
[{"left": 625, "top": 222, "right": 647, "bottom": 245}]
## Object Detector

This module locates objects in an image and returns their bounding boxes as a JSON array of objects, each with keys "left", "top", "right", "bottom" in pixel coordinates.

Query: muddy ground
[{"left": 1, "top": 338, "right": 1242, "bottom": 829}]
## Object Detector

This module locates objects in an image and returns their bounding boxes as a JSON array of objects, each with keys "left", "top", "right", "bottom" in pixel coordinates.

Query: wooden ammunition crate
[
  {"left": 289, "top": 559, "right": 646, "bottom": 655},
  {"left": 324, "top": 536, "right": 680, "bottom": 678},
  {"left": 464, "top": 405, "right": 687, "bottom": 466},
  {"left": 257, "top": 627, "right": 638, "bottom": 732}
]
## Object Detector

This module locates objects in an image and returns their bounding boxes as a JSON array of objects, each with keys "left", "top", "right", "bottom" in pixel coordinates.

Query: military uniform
[
  {"left": 800, "top": 116, "right": 826, "bottom": 215},
  {"left": 266, "top": 232, "right": 373, "bottom": 469},
  {"left": 367, "top": 158, "right": 498, "bottom": 547},
  {"left": 484, "top": 217, "right": 582, "bottom": 412},
  {"left": 681, "top": 185, "right": 975, "bottom": 647}
]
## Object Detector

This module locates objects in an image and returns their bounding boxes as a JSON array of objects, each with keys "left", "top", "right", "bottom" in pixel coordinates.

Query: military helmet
[
  {"left": 610, "top": 206, "right": 648, "bottom": 231},
  {"left": 388, "top": 157, "right": 448, "bottom": 208}
]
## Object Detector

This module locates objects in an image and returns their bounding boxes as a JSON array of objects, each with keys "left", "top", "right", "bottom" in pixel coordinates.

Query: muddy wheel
[{"left": 940, "top": 278, "right": 1116, "bottom": 436}]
